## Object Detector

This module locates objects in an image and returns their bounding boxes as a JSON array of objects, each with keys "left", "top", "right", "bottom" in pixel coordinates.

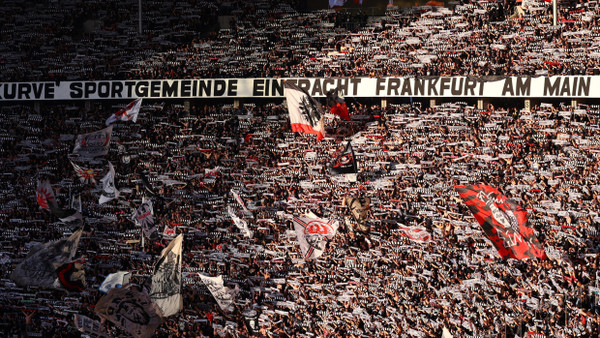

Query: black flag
[{"left": 331, "top": 141, "right": 357, "bottom": 174}]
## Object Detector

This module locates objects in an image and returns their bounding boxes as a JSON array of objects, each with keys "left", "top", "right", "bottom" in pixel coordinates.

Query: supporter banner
[
  {"left": 455, "top": 185, "right": 547, "bottom": 260},
  {"left": 150, "top": 234, "right": 183, "bottom": 317},
  {"left": 72, "top": 125, "right": 113, "bottom": 159},
  {"left": 95, "top": 284, "right": 164, "bottom": 338},
  {"left": 2, "top": 76, "right": 600, "bottom": 100},
  {"left": 74, "top": 314, "right": 109, "bottom": 338}
]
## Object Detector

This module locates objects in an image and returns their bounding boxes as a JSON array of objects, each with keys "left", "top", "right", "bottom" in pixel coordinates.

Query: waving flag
[
  {"left": 71, "top": 161, "right": 101, "bottom": 184},
  {"left": 455, "top": 185, "right": 546, "bottom": 260},
  {"left": 73, "top": 125, "right": 113, "bottom": 159},
  {"left": 231, "top": 189, "right": 251, "bottom": 215},
  {"left": 331, "top": 141, "right": 357, "bottom": 175},
  {"left": 343, "top": 195, "right": 371, "bottom": 233},
  {"left": 106, "top": 98, "right": 142, "bottom": 126},
  {"left": 74, "top": 314, "right": 109, "bottom": 338},
  {"left": 95, "top": 284, "right": 164, "bottom": 338},
  {"left": 99, "top": 271, "right": 131, "bottom": 293},
  {"left": 133, "top": 199, "right": 158, "bottom": 240},
  {"left": 397, "top": 224, "right": 431, "bottom": 243},
  {"left": 56, "top": 260, "right": 86, "bottom": 291},
  {"left": 198, "top": 274, "right": 238, "bottom": 312},
  {"left": 284, "top": 81, "right": 325, "bottom": 141},
  {"left": 99, "top": 162, "right": 119, "bottom": 204},
  {"left": 36, "top": 180, "right": 57, "bottom": 210},
  {"left": 227, "top": 206, "right": 253, "bottom": 238},
  {"left": 293, "top": 215, "right": 339, "bottom": 260},
  {"left": 326, "top": 87, "right": 350, "bottom": 121},
  {"left": 150, "top": 234, "right": 183, "bottom": 317},
  {"left": 11, "top": 229, "right": 83, "bottom": 289}
]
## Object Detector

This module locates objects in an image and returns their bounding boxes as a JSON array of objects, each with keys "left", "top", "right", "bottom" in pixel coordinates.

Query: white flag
[
  {"left": 150, "top": 234, "right": 183, "bottom": 317},
  {"left": 74, "top": 314, "right": 109, "bottom": 338},
  {"left": 227, "top": 206, "right": 253, "bottom": 238},
  {"left": 106, "top": 98, "right": 142, "bottom": 126},
  {"left": 95, "top": 284, "right": 164, "bottom": 338},
  {"left": 198, "top": 274, "right": 237, "bottom": 312},
  {"left": 99, "top": 162, "right": 120, "bottom": 204},
  {"left": 231, "top": 189, "right": 251, "bottom": 215},
  {"left": 284, "top": 81, "right": 325, "bottom": 141},
  {"left": 132, "top": 199, "right": 158, "bottom": 239},
  {"left": 11, "top": 229, "right": 83, "bottom": 288},
  {"left": 99, "top": 271, "right": 131, "bottom": 293},
  {"left": 36, "top": 179, "right": 57, "bottom": 210},
  {"left": 293, "top": 215, "right": 339, "bottom": 260},
  {"left": 73, "top": 125, "right": 113, "bottom": 159}
]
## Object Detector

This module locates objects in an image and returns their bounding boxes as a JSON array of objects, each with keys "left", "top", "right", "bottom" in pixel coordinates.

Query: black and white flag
[
  {"left": 132, "top": 199, "right": 158, "bottom": 240},
  {"left": 99, "top": 162, "right": 119, "bottom": 204},
  {"left": 72, "top": 125, "right": 113, "bottom": 159},
  {"left": 150, "top": 234, "right": 183, "bottom": 317}
]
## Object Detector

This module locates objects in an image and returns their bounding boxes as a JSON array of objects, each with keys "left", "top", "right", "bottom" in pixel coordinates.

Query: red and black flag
[
  {"left": 331, "top": 141, "right": 357, "bottom": 175},
  {"left": 326, "top": 87, "right": 350, "bottom": 121},
  {"left": 455, "top": 184, "right": 546, "bottom": 260}
]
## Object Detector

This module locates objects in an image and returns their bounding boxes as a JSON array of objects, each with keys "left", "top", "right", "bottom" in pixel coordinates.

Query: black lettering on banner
[
  {"left": 31, "top": 83, "right": 43, "bottom": 99},
  {"left": 414, "top": 78, "right": 425, "bottom": 96},
  {"left": 253, "top": 79, "right": 265, "bottom": 96},
  {"left": 578, "top": 77, "right": 590, "bottom": 96},
  {"left": 400, "top": 80, "right": 412, "bottom": 96},
  {"left": 350, "top": 78, "right": 361, "bottom": 95},
  {"left": 192, "top": 80, "right": 198, "bottom": 96},
  {"left": 439, "top": 78, "right": 451, "bottom": 95},
  {"left": 428, "top": 78, "right": 439, "bottom": 95},
  {"left": 98, "top": 82, "right": 110, "bottom": 98},
  {"left": 387, "top": 78, "right": 400, "bottom": 96},
  {"left": 0, "top": 84, "right": 2, "bottom": 99},
  {"left": 125, "top": 81, "right": 136, "bottom": 97},
  {"left": 311, "top": 79, "right": 323, "bottom": 97},
  {"left": 322, "top": 79, "right": 335, "bottom": 93},
  {"left": 199, "top": 80, "right": 211, "bottom": 97},
  {"left": 228, "top": 79, "right": 237, "bottom": 96},
  {"left": 162, "top": 81, "right": 178, "bottom": 97},
  {"left": 214, "top": 80, "right": 226, "bottom": 96},
  {"left": 544, "top": 77, "right": 560, "bottom": 96},
  {"left": 337, "top": 78, "right": 349, "bottom": 94},
  {"left": 451, "top": 78, "right": 463, "bottom": 96},
  {"left": 70, "top": 82, "right": 83, "bottom": 99},
  {"left": 135, "top": 81, "right": 149, "bottom": 97},
  {"left": 515, "top": 77, "right": 530, "bottom": 96},
  {"left": 150, "top": 81, "right": 161, "bottom": 97},
  {"left": 376, "top": 78, "right": 386, "bottom": 96},
  {"left": 560, "top": 79, "right": 571, "bottom": 96},
  {"left": 478, "top": 79, "right": 485, "bottom": 96},
  {"left": 111, "top": 82, "right": 123, "bottom": 98},
  {"left": 271, "top": 79, "right": 284, "bottom": 96},
  {"left": 297, "top": 79, "right": 311, "bottom": 93},
  {"left": 464, "top": 78, "right": 477, "bottom": 95},
  {"left": 19, "top": 83, "right": 31, "bottom": 99},
  {"left": 502, "top": 78, "right": 515, "bottom": 96},
  {"left": 85, "top": 82, "right": 96, "bottom": 98},
  {"left": 181, "top": 80, "right": 192, "bottom": 97}
]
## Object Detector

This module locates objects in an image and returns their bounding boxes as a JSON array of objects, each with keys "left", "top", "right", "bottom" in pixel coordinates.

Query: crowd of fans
[
  {"left": 2, "top": 0, "right": 600, "bottom": 81},
  {"left": 0, "top": 98, "right": 599, "bottom": 337}
]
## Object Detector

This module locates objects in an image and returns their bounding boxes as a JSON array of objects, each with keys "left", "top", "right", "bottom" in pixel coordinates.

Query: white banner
[
  {"left": 73, "top": 125, "right": 113, "bottom": 159},
  {"left": 1, "top": 76, "right": 600, "bottom": 100}
]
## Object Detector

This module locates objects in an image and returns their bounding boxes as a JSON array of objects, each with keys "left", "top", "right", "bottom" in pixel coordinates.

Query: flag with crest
[
  {"left": 106, "top": 98, "right": 142, "bottom": 126},
  {"left": 284, "top": 82, "right": 325, "bottom": 141}
]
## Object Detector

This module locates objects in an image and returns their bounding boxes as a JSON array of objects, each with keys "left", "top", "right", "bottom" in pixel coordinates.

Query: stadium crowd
[
  {"left": 1, "top": 98, "right": 600, "bottom": 337},
  {"left": 1, "top": 0, "right": 600, "bottom": 81},
  {"left": 1, "top": 0, "right": 600, "bottom": 338}
]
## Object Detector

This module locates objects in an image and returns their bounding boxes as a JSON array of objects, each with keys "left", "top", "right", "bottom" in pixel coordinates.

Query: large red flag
[{"left": 455, "top": 185, "right": 546, "bottom": 260}]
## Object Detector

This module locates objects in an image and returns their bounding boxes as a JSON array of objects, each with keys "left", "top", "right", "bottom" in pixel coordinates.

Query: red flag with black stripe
[{"left": 455, "top": 185, "right": 546, "bottom": 260}]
